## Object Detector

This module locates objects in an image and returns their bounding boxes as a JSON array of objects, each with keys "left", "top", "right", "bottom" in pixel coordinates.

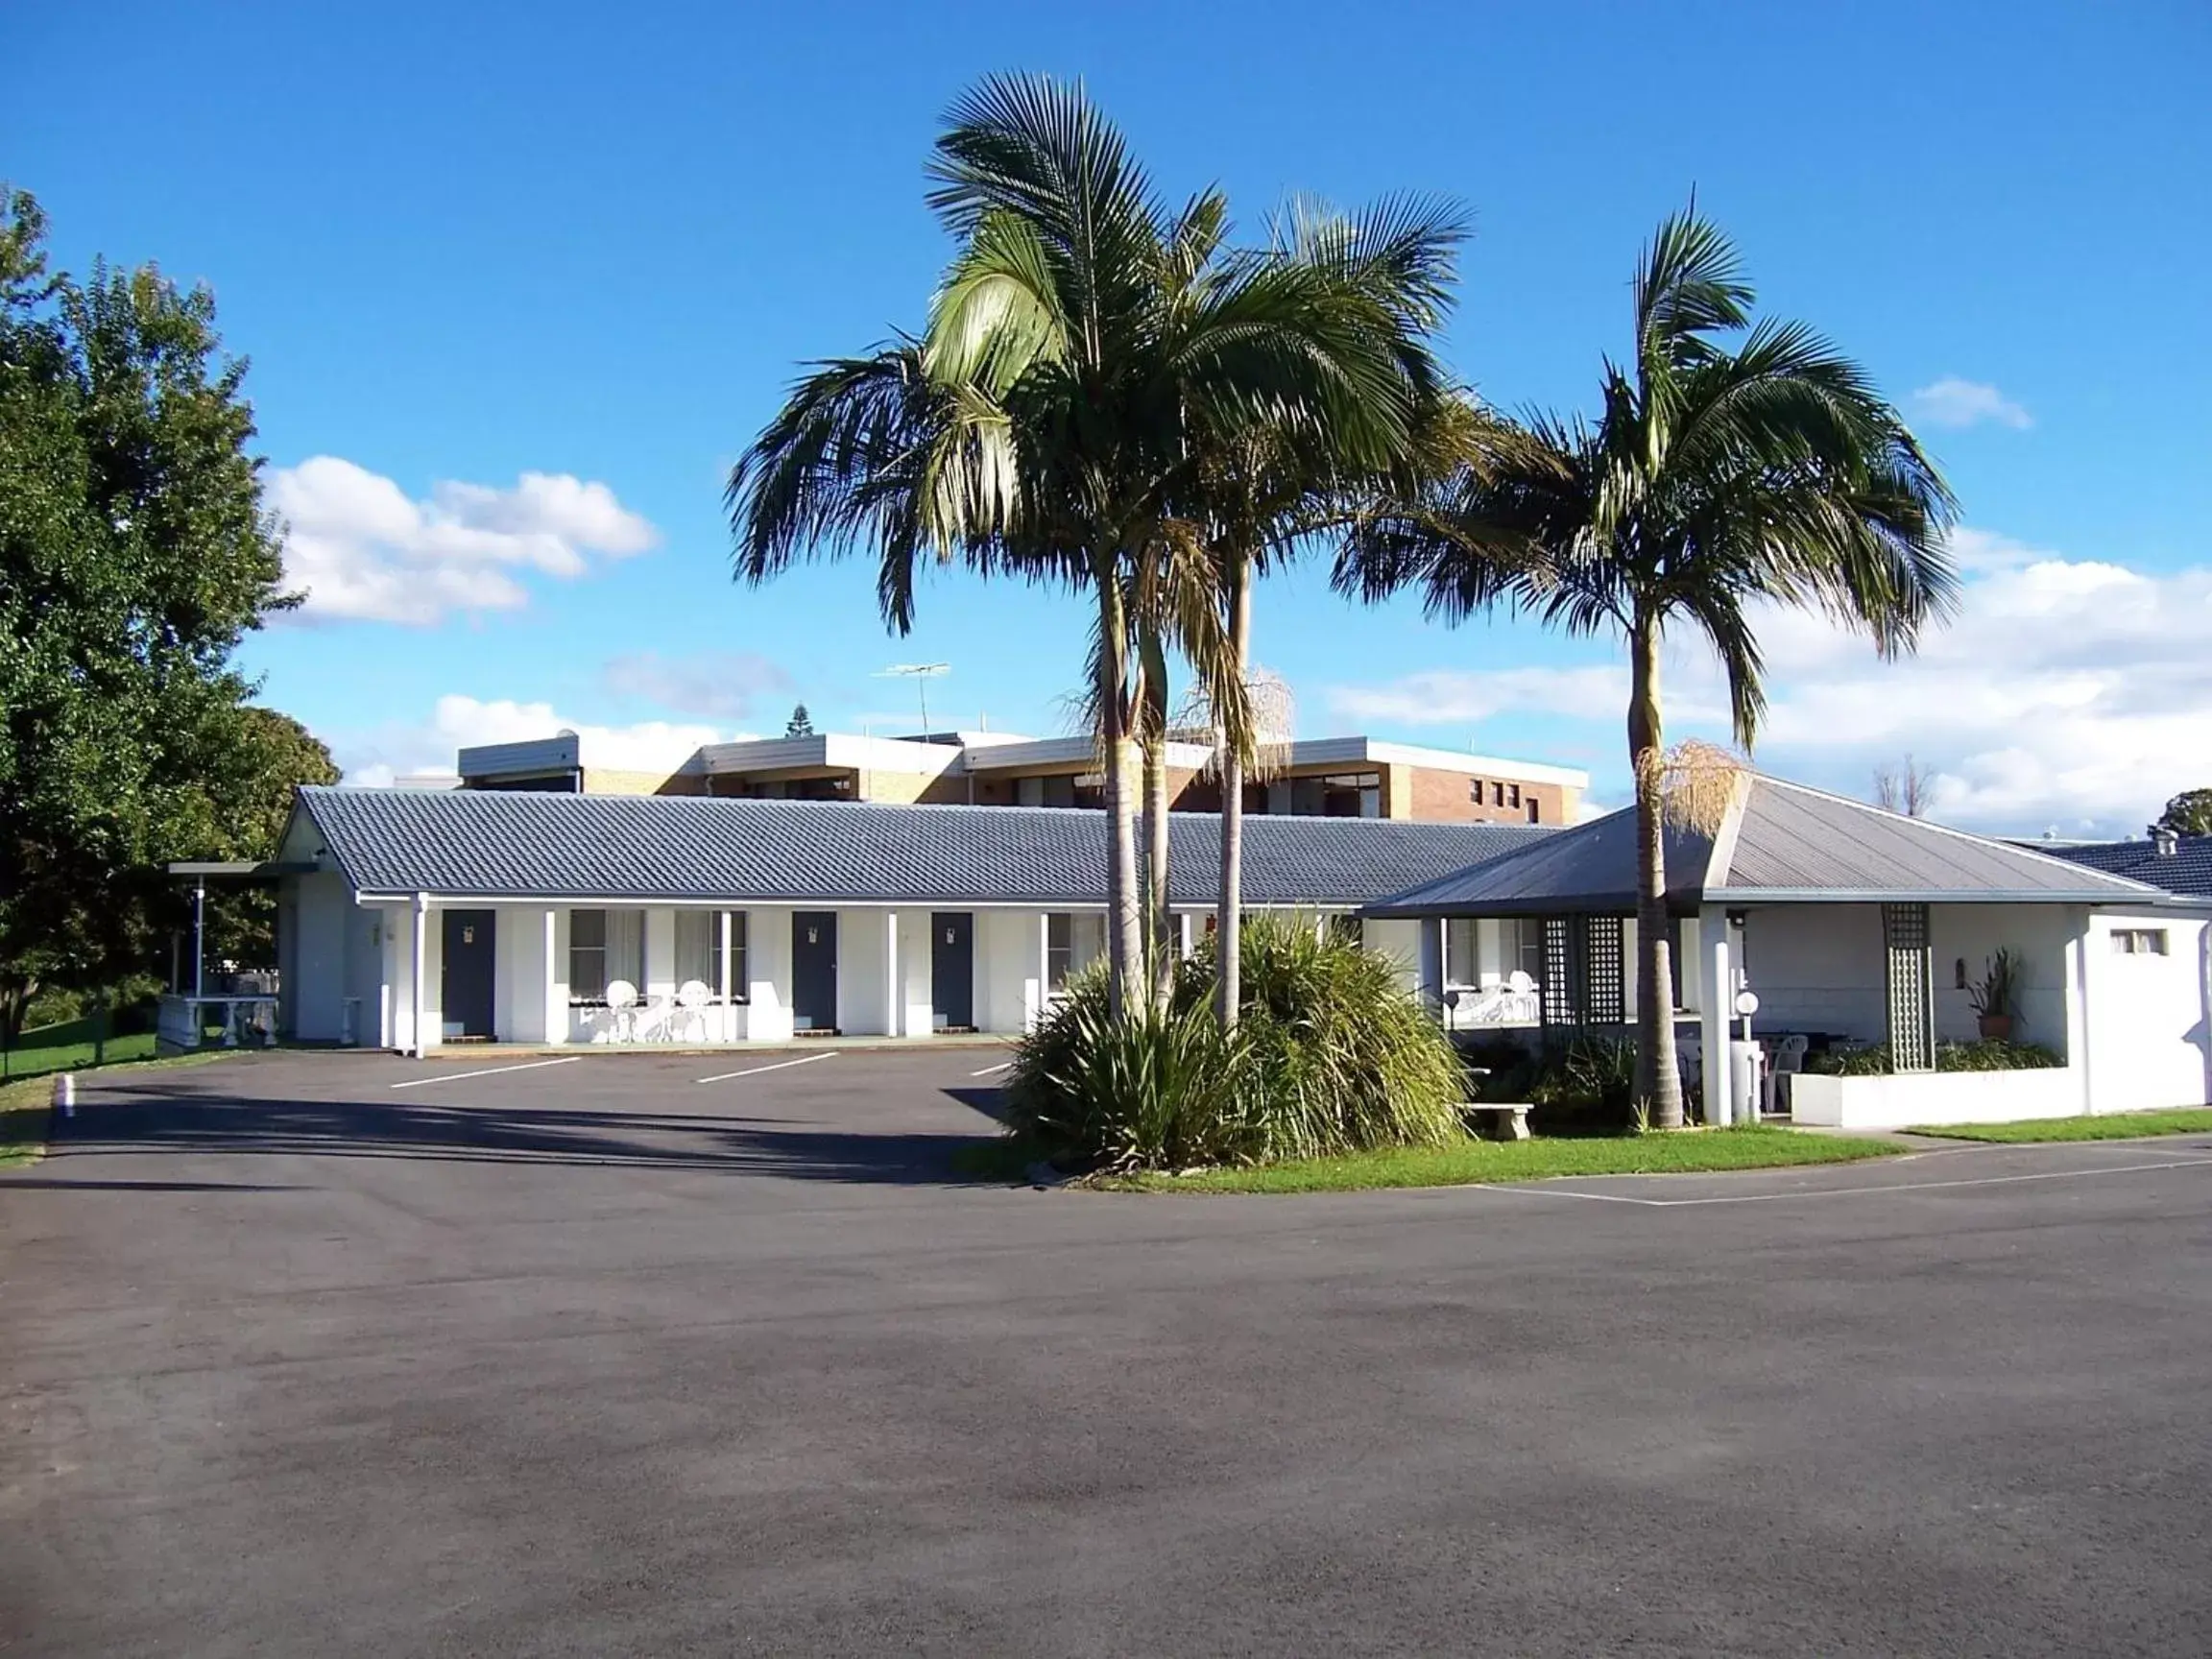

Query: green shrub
[
  {"left": 1002, "top": 915, "right": 1465, "bottom": 1171},
  {"left": 1936, "top": 1038, "right": 2063, "bottom": 1071},
  {"left": 1806, "top": 1038, "right": 2065, "bottom": 1076},
  {"left": 1808, "top": 1043, "right": 1894, "bottom": 1076}
]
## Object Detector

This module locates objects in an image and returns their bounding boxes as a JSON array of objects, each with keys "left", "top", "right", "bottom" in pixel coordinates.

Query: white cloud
[
  {"left": 271, "top": 457, "right": 660, "bottom": 624},
  {"left": 1909, "top": 376, "right": 2032, "bottom": 431},
  {"left": 601, "top": 650, "right": 793, "bottom": 720},
  {"left": 1322, "top": 527, "right": 2212, "bottom": 837},
  {"left": 1325, "top": 664, "right": 1641, "bottom": 727},
  {"left": 336, "top": 695, "right": 752, "bottom": 787}
]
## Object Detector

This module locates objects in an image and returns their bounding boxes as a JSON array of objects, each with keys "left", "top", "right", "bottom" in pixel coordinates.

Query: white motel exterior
[{"left": 237, "top": 777, "right": 2212, "bottom": 1132}]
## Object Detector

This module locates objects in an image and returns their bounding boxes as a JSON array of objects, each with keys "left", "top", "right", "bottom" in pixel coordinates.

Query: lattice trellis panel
[
  {"left": 1585, "top": 915, "right": 1626, "bottom": 1025},
  {"left": 1883, "top": 902, "right": 1936, "bottom": 1071},
  {"left": 1541, "top": 916, "right": 1575, "bottom": 1026}
]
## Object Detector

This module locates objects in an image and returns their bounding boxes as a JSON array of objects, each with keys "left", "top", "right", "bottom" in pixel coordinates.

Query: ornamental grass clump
[{"left": 1001, "top": 915, "right": 1465, "bottom": 1171}]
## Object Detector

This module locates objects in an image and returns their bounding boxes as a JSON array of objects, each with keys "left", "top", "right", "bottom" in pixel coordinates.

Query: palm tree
[
  {"left": 1189, "top": 198, "right": 1468, "bottom": 1025},
  {"left": 916, "top": 74, "right": 1436, "bottom": 1013},
  {"left": 1336, "top": 207, "right": 1959, "bottom": 1126}
]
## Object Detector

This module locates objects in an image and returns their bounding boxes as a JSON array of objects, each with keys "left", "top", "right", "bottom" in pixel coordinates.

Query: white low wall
[{"left": 1790, "top": 1066, "right": 2083, "bottom": 1130}]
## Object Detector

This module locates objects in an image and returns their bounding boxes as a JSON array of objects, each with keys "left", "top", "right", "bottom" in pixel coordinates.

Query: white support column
[
  {"left": 718, "top": 910, "right": 733, "bottom": 1006},
  {"left": 1177, "top": 911, "right": 1195, "bottom": 959},
  {"left": 410, "top": 892, "right": 429, "bottom": 1058},
  {"left": 2064, "top": 910, "right": 2094, "bottom": 1114},
  {"left": 541, "top": 907, "right": 563, "bottom": 1046},
  {"left": 1699, "top": 906, "right": 1731, "bottom": 1125},
  {"left": 883, "top": 911, "right": 902, "bottom": 1038},
  {"left": 1030, "top": 911, "right": 1052, "bottom": 1030}
]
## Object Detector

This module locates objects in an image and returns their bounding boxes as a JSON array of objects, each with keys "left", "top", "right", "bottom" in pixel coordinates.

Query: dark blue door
[
  {"left": 931, "top": 912, "right": 974, "bottom": 1030},
  {"left": 792, "top": 912, "right": 837, "bottom": 1031},
  {"left": 441, "top": 909, "right": 496, "bottom": 1040}
]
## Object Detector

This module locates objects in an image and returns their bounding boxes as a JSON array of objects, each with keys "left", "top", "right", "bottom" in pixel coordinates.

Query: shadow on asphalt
[
  {"left": 41, "top": 1080, "right": 1009, "bottom": 1187},
  {"left": 0, "top": 1176, "right": 309, "bottom": 1192}
]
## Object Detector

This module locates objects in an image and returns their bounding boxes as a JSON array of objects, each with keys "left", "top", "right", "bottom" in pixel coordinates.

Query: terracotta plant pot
[{"left": 1977, "top": 1013, "right": 2014, "bottom": 1042}]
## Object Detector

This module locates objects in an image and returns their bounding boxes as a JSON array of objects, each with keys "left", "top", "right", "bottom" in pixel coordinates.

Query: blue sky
[{"left": 8, "top": 0, "right": 2209, "bottom": 831}]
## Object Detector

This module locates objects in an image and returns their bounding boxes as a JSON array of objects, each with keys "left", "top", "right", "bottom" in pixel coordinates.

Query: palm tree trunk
[
  {"left": 1214, "top": 554, "right": 1252, "bottom": 1028},
  {"left": 1629, "top": 617, "right": 1685, "bottom": 1129},
  {"left": 1143, "top": 732, "right": 1173, "bottom": 1011},
  {"left": 1098, "top": 568, "right": 1144, "bottom": 1018}
]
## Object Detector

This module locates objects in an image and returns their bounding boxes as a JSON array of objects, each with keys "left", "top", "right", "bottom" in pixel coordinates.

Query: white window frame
[{"left": 2110, "top": 927, "right": 2171, "bottom": 956}]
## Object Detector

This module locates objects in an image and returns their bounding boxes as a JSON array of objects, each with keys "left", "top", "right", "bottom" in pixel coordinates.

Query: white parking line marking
[
  {"left": 1489, "top": 1155, "right": 2212, "bottom": 1209},
  {"left": 695, "top": 1053, "right": 836, "bottom": 1084},
  {"left": 390, "top": 1057, "right": 582, "bottom": 1091},
  {"left": 970, "top": 1061, "right": 1011, "bottom": 1076}
]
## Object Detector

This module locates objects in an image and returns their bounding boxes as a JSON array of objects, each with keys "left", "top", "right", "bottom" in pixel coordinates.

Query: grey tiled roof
[
  {"left": 291, "top": 787, "right": 1551, "bottom": 907},
  {"left": 2031, "top": 835, "right": 2212, "bottom": 899},
  {"left": 1364, "top": 775, "right": 2164, "bottom": 917}
]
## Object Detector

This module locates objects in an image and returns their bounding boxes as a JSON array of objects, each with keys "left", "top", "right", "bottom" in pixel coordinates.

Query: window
[
  {"left": 675, "top": 911, "right": 715, "bottom": 995},
  {"left": 1046, "top": 913, "right": 1073, "bottom": 989},
  {"left": 1445, "top": 917, "right": 1479, "bottom": 984},
  {"left": 1508, "top": 782, "right": 1522, "bottom": 808},
  {"left": 1468, "top": 778, "right": 1484, "bottom": 805},
  {"left": 2111, "top": 928, "right": 2170, "bottom": 956},
  {"left": 1493, "top": 781, "right": 1507, "bottom": 806},
  {"left": 1527, "top": 799, "right": 1542, "bottom": 824},
  {"left": 567, "top": 908, "right": 644, "bottom": 1004}
]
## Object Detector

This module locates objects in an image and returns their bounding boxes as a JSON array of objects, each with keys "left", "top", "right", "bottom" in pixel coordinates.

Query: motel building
[
  {"left": 222, "top": 770, "right": 2211, "bottom": 1135},
  {"left": 258, "top": 785, "right": 1545, "bottom": 1053}
]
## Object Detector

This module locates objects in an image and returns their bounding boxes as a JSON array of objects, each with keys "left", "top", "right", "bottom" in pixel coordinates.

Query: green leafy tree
[
  {"left": 2153, "top": 789, "right": 2212, "bottom": 837},
  {"left": 783, "top": 703, "right": 816, "bottom": 738},
  {"left": 1338, "top": 208, "right": 1958, "bottom": 1126},
  {"left": 0, "top": 186, "right": 299, "bottom": 1038},
  {"left": 196, "top": 709, "right": 342, "bottom": 973}
]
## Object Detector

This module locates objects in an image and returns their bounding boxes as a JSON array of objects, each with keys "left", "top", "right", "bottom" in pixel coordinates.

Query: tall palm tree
[
  {"left": 1336, "top": 207, "right": 1959, "bottom": 1125},
  {"left": 1187, "top": 198, "right": 1468, "bottom": 1025},
  {"left": 916, "top": 74, "right": 1436, "bottom": 1013}
]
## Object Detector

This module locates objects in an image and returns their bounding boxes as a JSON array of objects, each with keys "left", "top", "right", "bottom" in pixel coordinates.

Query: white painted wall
[
  {"left": 496, "top": 904, "right": 549, "bottom": 1043},
  {"left": 897, "top": 908, "right": 936, "bottom": 1035},
  {"left": 2083, "top": 910, "right": 2212, "bottom": 1112},
  {"left": 747, "top": 907, "right": 793, "bottom": 1042},
  {"left": 1932, "top": 903, "right": 2077, "bottom": 1049},
  {"left": 1739, "top": 904, "right": 1886, "bottom": 1042},
  {"left": 977, "top": 909, "right": 1050, "bottom": 1032},
  {"left": 838, "top": 907, "right": 888, "bottom": 1035},
  {"left": 288, "top": 872, "right": 350, "bottom": 1041},
  {"left": 343, "top": 903, "right": 384, "bottom": 1046},
  {"left": 1791, "top": 1065, "right": 2083, "bottom": 1129}
]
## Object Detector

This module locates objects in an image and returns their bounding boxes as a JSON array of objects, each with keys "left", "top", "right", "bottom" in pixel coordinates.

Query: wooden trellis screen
[{"left": 1540, "top": 915, "right": 1627, "bottom": 1028}]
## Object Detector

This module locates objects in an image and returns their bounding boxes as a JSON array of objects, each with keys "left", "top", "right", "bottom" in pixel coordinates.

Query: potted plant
[{"left": 1967, "top": 948, "right": 2022, "bottom": 1041}]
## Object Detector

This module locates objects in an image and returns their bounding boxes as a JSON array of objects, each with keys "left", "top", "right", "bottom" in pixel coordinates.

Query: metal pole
[{"left": 193, "top": 878, "right": 206, "bottom": 999}]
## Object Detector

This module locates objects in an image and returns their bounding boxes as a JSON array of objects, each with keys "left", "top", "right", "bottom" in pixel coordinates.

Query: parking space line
[
  {"left": 696, "top": 1053, "right": 836, "bottom": 1084},
  {"left": 970, "top": 1061, "right": 1011, "bottom": 1076},
  {"left": 1489, "top": 1154, "right": 2212, "bottom": 1210},
  {"left": 390, "top": 1057, "right": 582, "bottom": 1091}
]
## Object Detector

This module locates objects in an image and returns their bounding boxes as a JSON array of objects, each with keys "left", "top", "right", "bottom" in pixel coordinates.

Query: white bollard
[{"left": 53, "top": 1071, "right": 75, "bottom": 1118}]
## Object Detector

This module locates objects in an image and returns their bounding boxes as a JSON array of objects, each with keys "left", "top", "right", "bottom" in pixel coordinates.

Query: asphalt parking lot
[{"left": 4, "top": 1047, "right": 2210, "bottom": 1657}]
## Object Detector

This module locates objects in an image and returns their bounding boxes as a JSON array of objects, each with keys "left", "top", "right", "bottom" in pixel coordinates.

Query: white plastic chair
[
  {"left": 672, "top": 980, "right": 712, "bottom": 1043},
  {"left": 604, "top": 979, "right": 639, "bottom": 1044},
  {"left": 1766, "top": 1034, "right": 1810, "bottom": 1115}
]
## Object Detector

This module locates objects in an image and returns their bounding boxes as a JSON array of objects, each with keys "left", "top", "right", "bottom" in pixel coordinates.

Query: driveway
[{"left": 4, "top": 1049, "right": 2210, "bottom": 1656}]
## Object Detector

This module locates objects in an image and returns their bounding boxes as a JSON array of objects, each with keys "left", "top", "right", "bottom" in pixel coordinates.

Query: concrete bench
[{"left": 1462, "top": 1102, "right": 1533, "bottom": 1142}]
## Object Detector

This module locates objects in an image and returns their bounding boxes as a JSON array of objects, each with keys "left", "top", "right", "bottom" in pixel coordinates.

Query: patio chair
[
  {"left": 604, "top": 979, "right": 639, "bottom": 1044},
  {"left": 1766, "top": 1034, "right": 1810, "bottom": 1115},
  {"left": 671, "top": 980, "right": 712, "bottom": 1043}
]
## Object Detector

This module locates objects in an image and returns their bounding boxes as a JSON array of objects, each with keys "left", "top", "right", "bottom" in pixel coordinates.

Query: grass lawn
[
  {"left": 1909, "top": 1107, "right": 2212, "bottom": 1144},
  {"left": 960, "top": 1125, "right": 1900, "bottom": 1193},
  {"left": 0, "top": 1050, "right": 238, "bottom": 1167},
  {"left": 2, "top": 1014, "right": 158, "bottom": 1081}
]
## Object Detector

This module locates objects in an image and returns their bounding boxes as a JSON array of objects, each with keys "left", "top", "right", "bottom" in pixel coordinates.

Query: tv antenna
[{"left": 877, "top": 663, "right": 950, "bottom": 733}]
